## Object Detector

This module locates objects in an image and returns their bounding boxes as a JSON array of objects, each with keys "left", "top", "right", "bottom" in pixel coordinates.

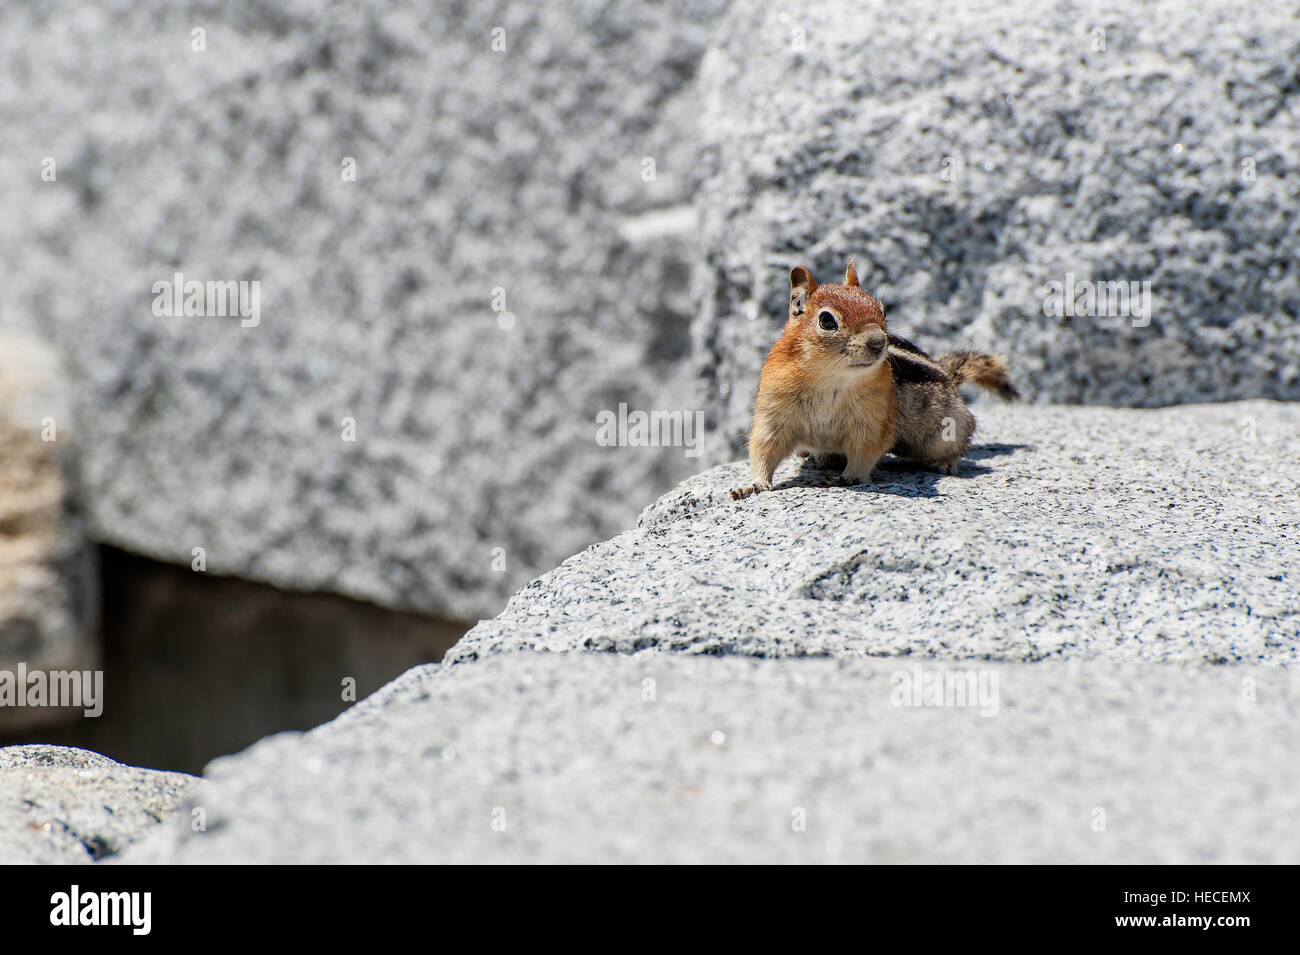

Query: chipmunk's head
[{"left": 788, "top": 260, "right": 888, "bottom": 373}]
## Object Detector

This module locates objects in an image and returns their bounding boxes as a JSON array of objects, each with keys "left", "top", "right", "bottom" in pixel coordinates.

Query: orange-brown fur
[
  {"left": 730, "top": 259, "right": 1019, "bottom": 499},
  {"left": 731, "top": 261, "right": 895, "bottom": 499}
]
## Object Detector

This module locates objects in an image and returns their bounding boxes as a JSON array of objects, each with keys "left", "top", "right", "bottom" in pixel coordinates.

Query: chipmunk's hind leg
[
  {"left": 914, "top": 403, "right": 975, "bottom": 474},
  {"left": 891, "top": 382, "right": 976, "bottom": 475}
]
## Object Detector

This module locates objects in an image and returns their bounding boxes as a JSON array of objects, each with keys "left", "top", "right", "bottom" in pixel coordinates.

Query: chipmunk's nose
[{"left": 846, "top": 327, "right": 888, "bottom": 368}]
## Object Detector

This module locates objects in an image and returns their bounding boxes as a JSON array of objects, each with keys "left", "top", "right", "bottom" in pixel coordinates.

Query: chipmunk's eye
[{"left": 818, "top": 310, "right": 837, "bottom": 330}]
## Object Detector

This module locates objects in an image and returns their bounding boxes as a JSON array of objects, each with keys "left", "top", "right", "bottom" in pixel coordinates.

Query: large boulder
[
  {"left": 118, "top": 651, "right": 1300, "bottom": 864},
  {"left": 0, "top": 745, "right": 196, "bottom": 863},
  {"left": 691, "top": 0, "right": 1300, "bottom": 457},
  {"left": 116, "top": 398, "right": 1299, "bottom": 864},
  {"left": 449, "top": 401, "right": 1299, "bottom": 666},
  {"left": 0, "top": 334, "right": 98, "bottom": 732},
  {"left": 0, "top": 0, "right": 725, "bottom": 620}
]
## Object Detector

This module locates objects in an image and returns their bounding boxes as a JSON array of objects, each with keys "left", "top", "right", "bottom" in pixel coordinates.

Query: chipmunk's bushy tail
[{"left": 936, "top": 351, "right": 1020, "bottom": 401}]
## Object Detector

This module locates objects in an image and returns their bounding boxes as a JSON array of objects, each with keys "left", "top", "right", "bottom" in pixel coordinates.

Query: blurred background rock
[
  {"left": 0, "top": 0, "right": 1296, "bottom": 771},
  {"left": 0, "top": 0, "right": 723, "bottom": 623},
  {"left": 0, "top": 334, "right": 98, "bottom": 733}
]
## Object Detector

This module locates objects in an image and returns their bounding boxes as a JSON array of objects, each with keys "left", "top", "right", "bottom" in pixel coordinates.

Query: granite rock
[
  {"left": 448, "top": 401, "right": 1299, "bottom": 666},
  {"left": 117, "top": 400, "right": 1300, "bottom": 864},
  {"left": 119, "top": 652, "right": 1300, "bottom": 864},
  {"left": 0, "top": 744, "right": 197, "bottom": 863},
  {"left": 0, "top": 0, "right": 724, "bottom": 620}
]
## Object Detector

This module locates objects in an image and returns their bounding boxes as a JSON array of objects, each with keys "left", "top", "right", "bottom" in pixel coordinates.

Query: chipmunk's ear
[
  {"left": 790, "top": 266, "right": 817, "bottom": 292},
  {"left": 844, "top": 259, "right": 859, "bottom": 287},
  {"left": 789, "top": 266, "right": 818, "bottom": 319}
]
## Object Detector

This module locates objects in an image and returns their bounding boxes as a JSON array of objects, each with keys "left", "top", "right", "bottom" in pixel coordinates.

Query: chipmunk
[{"left": 729, "top": 260, "right": 1017, "bottom": 500}]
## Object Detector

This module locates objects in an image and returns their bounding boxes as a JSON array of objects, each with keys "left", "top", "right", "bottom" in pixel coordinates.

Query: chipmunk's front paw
[
  {"left": 840, "top": 470, "right": 876, "bottom": 486},
  {"left": 729, "top": 482, "right": 769, "bottom": 500},
  {"left": 935, "top": 459, "right": 961, "bottom": 475}
]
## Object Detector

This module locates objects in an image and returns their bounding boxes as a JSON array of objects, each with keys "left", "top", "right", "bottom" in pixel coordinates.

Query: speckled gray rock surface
[
  {"left": 0, "top": 0, "right": 722, "bottom": 620},
  {"left": 115, "top": 401, "right": 1298, "bottom": 863},
  {"left": 119, "top": 651, "right": 1300, "bottom": 864},
  {"left": 0, "top": 745, "right": 197, "bottom": 863},
  {"left": 448, "top": 401, "right": 1299, "bottom": 666},
  {"left": 692, "top": 0, "right": 1300, "bottom": 458}
]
